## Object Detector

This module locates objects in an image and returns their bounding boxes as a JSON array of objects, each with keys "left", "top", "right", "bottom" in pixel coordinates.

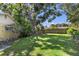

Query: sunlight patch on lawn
[
  {"left": 69, "top": 48, "right": 77, "bottom": 54},
  {"left": 43, "top": 49, "right": 70, "bottom": 56},
  {"left": 47, "top": 33, "right": 71, "bottom": 36},
  {"left": 30, "top": 47, "right": 70, "bottom": 56},
  {"left": 21, "top": 50, "right": 28, "bottom": 55},
  {"left": 36, "top": 41, "right": 43, "bottom": 45},
  {"left": 0, "top": 51, "right": 4, "bottom": 55},
  {"left": 38, "top": 36, "right": 49, "bottom": 40}
]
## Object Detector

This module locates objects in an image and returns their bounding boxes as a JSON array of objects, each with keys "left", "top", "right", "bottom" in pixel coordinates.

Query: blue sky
[
  {"left": 42, "top": 13, "right": 69, "bottom": 27},
  {"left": 42, "top": 4, "right": 70, "bottom": 28}
]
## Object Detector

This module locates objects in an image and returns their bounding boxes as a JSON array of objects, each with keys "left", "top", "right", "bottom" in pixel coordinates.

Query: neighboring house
[{"left": 0, "top": 11, "right": 19, "bottom": 41}]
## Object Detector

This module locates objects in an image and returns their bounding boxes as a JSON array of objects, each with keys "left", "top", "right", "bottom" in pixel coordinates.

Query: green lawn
[{"left": 0, "top": 34, "right": 79, "bottom": 56}]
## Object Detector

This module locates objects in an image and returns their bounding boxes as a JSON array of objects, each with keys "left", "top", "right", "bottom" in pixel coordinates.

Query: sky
[
  {"left": 42, "top": 4, "right": 70, "bottom": 28},
  {"left": 42, "top": 14, "right": 68, "bottom": 27}
]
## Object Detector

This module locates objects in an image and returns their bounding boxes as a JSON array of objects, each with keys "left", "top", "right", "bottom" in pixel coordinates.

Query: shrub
[
  {"left": 73, "top": 31, "right": 79, "bottom": 35},
  {"left": 67, "top": 28, "right": 76, "bottom": 34},
  {"left": 67, "top": 28, "right": 79, "bottom": 41},
  {"left": 72, "top": 31, "right": 79, "bottom": 41}
]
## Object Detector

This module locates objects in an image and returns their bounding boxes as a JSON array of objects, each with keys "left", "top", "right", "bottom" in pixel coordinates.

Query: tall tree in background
[{"left": 62, "top": 3, "right": 79, "bottom": 30}]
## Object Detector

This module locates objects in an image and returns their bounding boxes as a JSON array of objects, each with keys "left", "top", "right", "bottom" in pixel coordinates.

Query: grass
[{"left": 0, "top": 33, "right": 79, "bottom": 56}]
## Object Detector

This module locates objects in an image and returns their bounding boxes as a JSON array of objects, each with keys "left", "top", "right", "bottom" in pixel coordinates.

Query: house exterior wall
[
  {"left": 0, "top": 14, "right": 19, "bottom": 41},
  {"left": 0, "top": 24, "right": 5, "bottom": 41},
  {"left": 4, "top": 29, "right": 19, "bottom": 41},
  {"left": 0, "top": 15, "right": 6, "bottom": 20},
  {"left": 4, "top": 24, "right": 20, "bottom": 40}
]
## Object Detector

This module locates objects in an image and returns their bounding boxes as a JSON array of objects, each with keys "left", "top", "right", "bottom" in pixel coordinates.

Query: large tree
[
  {"left": 0, "top": 3, "right": 62, "bottom": 37},
  {"left": 62, "top": 3, "right": 79, "bottom": 30}
]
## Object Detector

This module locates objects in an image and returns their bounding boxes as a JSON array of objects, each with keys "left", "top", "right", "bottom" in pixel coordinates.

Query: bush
[
  {"left": 67, "top": 28, "right": 79, "bottom": 41},
  {"left": 73, "top": 31, "right": 79, "bottom": 41},
  {"left": 73, "top": 31, "right": 79, "bottom": 35},
  {"left": 67, "top": 28, "right": 75, "bottom": 34}
]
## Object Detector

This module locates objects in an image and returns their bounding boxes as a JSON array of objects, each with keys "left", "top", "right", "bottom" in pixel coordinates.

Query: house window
[{"left": 5, "top": 25, "right": 13, "bottom": 32}]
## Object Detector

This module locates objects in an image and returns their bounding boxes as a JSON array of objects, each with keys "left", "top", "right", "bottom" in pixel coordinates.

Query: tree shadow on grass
[
  {"left": 0, "top": 36, "right": 36, "bottom": 56},
  {"left": 1, "top": 34, "right": 79, "bottom": 56},
  {"left": 33, "top": 34, "right": 79, "bottom": 56}
]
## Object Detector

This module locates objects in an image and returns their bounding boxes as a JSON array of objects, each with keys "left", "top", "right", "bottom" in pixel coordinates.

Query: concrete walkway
[
  {"left": 0, "top": 41, "right": 12, "bottom": 51},
  {"left": 0, "top": 45, "right": 10, "bottom": 51}
]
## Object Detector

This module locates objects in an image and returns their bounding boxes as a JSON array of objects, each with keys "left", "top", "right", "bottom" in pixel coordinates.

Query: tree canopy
[
  {"left": 62, "top": 4, "right": 79, "bottom": 24},
  {"left": 0, "top": 3, "right": 62, "bottom": 36}
]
